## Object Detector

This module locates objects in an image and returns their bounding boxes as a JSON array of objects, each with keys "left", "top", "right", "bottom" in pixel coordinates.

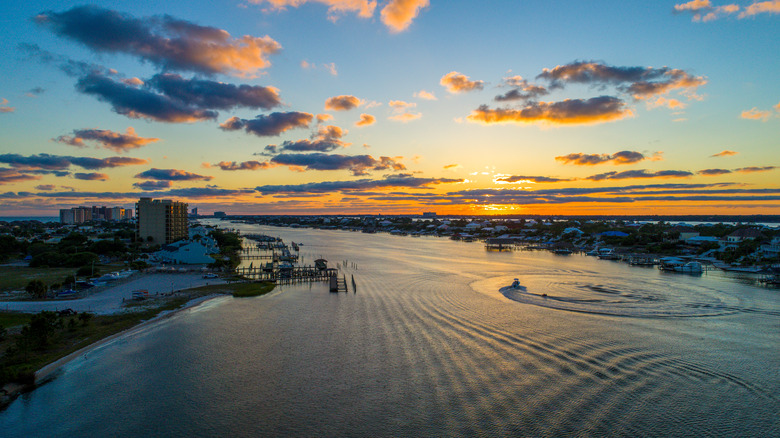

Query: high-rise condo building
[{"left": 135, "top": 198, "right": 188, "bottom": 244}]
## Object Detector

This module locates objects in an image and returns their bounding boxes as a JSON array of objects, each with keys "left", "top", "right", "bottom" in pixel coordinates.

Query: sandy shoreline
[{"left": 1, "top": 293, "right": 229, "bottom": 410}]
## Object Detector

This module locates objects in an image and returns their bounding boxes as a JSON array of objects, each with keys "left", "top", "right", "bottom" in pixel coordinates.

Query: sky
[{"left": 0, "top": 0, "right": 778, "bottom": 216}]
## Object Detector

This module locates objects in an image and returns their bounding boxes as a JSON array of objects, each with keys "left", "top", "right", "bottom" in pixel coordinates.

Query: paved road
[{"left": 0, "top": 273, "right": 226, "bottom": 314}]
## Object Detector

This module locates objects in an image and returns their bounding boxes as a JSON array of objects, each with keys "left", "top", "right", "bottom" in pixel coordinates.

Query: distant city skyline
[{"left": 1, "top": 1, "right": 778, "bottom": 216}]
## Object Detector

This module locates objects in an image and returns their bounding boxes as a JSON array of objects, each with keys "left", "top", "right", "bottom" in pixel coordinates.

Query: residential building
[{"left": 136, "top": 198, "right": 188, "bottom": 245}]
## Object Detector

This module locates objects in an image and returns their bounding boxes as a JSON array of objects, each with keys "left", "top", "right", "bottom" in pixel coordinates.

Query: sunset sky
[{"left": 1, "top": 0, "right": 778, "bottom": 216}]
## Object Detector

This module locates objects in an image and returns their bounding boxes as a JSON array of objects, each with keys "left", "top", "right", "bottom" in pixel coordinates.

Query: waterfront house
[{"left": 727, "top": 228, "right": 762, "bottom": 243}]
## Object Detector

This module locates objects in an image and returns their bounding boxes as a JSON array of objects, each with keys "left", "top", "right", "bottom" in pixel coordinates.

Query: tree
[{"left": 25, "top": 280, "right": 47, "bottom": 299}]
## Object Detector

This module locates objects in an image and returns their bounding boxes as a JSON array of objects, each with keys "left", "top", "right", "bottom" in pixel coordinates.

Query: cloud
[
  {"left": 325, "top": 95, "right": 362, "bottom": 111},
  {"left": 739, "top": 1, "right": 780, "bottom": 18},
  {"left": 0, "top": 98, "right": 14, "bottom": 113},
  {"left": 254, "top": 0, "right": 377, "bottom": 20},
  {"left": 495, "top": 175, "right": 572, "bottom": 183},
  {"left": 35, "top": 184, "right": 56, "bottom": 191},
  {"left": 741, "top": 107, "right": 773, "bottom": 120},
  {"left": 26, "top": 87, "right": 46, "bottom": 97},
  {"left": 468, "top": 97, "right": 632, "bottom": 126},
  {"left": 219, "top": 112, "right": 313, "bottom": 136},
  {"left": 555, "top": 150, "right": 649, "bottom": 165},
  {"left": 440, "top": 71, "right": 485, "bottom": 94},
  {"left": 388, "top": 100, "right": 421, "bottom": 121},
  {"left": 698, "top": 168, "right": 732, "bottom": 175},
  {"left": 77, "top": 72, "right": 218, "bottom": 122},
  {"left": 74, "top": 172, "right": 109, "bottom": 181},
  {"left": 36, "top": 5, "right": 281, "bottom": 76},
  {"left": 256, "top": 173, "right": 463, "bottom": 194},
  {"left": 356, "top": 113, "right": 376, "bottom": 126},
  {"left": 735, "top": 166, "right": 776, "bottom": 173},
  {"left": 585, "top": 169, "right": 694, "bottom": 180},
  {"left": 147, "top": 73, "right": 281, "bottom": 110},
  {"left": 316, "top": 113, "right": 334, "bottom": 123},
  {"left": 389, "top": 112, "right": 422, "bottom": 122},
  {"left": 133, "top": 180, "right": 172, "bottom": 190},
  {"left": 0, "top": 153, "right": 148, "bottom": 170},
  {"left": 648, "top": 97, "right": 687, "bottom": 109},
  {"left": 414, "top": 90, "right": 437, "bottom": 100},
  {"left": 537, "top": 61, "right": 706, "bottom": 100},
  {"left": 270, "top": 153, "right": 406, "bottom": 175},
  {"left": 134, "top": 168, "right": 213, "bottom": 181},
  {"left": 0, "top": 169, "right": 41, "bottom": 184},
  {"left": 54, "top": 127, "right": 159, "bottom": 153},
  {"left": 711, "top": 150, "right": 738, "bottom": 157},
  {"left": 214, "top": 161, "right": 276, "bottom": 171},
  {"left": 495, "top": 76, "right": 548, "bottom": 102},
  {"left": 380, "top": 0, "right": 429, "bottom": 32}
]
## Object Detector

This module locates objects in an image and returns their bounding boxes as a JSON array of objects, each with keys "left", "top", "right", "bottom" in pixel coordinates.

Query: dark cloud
[
  {"left": 536, "top": 61, "right": 706, "bottom": 99},
  {"left": 468, "top": 97, "right": 631, "bottom": 126},
  {"left": 214, "top": 161, "right": 276, "bottom": 171},
  {"left": 35, "top": 5, "right": 280, "bottom": 76},
  {"left": 585, "top": 169, "right": 693, "bottom": 181},
  {"left": 219, "top": 112, "right": 313, "bottom": 136},
  {"left": 134, "top": 168, "right": 213, "bottom": 181},
  {"left": 0, "top": 153, "right": 148, "bottom": 170},
  {"left": 256, "top": 174, "right": 463, "bottom": 194},
  {"left": 735, "top": 166, "right": 776, "bottom": 173},
  {"left": 495, "top": 175, "right": 572, "bottom": 183},
  {"left": 555, "top": 150, "right": 648, "bottom": 165},
  {"left": 698, "top": 168, "right": 732, "bottom": 176},
  {"left": 495, "top": 76, "right": 548, "bottom": 102},
  {"left": 147, "top": 73, "right": 281, "bottom": 110},
  {"left": 74, "top": 172, "right": 108, "bottom": 181},
  {"left": 35, "top": 184, "right": 56, "bottom": 191},
  {"left": 133, "top": 180, "right": 172, "bottom": 191},
  {"left": 324, "top": 95, "right": 361, "bottom": 111},
  {"left": 54, "top": 127, "right": 159, "bottom": 153},
  {"left": 0, "top": 169, "right": 41, "bottom": 184},
  {"left": 76, "top": 72, "right": 218, "bottom": 122},
  {"left": 270, "top": 153, "right": 405, "bottom": 176}
]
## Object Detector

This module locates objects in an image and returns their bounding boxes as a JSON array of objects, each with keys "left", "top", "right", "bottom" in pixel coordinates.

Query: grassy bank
[{"left": 0, "top": 280, "right": 275, "bottom": 406}]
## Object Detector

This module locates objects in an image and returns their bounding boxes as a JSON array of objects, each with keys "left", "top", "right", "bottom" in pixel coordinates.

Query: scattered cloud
[
  {"left": 414, "top": 90, "right": 437, "bottom": 100},
  {"left": 389, "top": 112, "right": 422, "bottom": 122},
  {"left": 0, "top": 169, "right": 41, "bottom": 184},
  {"left": 270, "top": 153, "right": 406, "bottom": 175},
  {"left": 741, "top": 107, "right": 773, "bottom": 120},
  {"left": 388, "top": 100, "right": 421, "bottom": 121},
  {"left": 0, "top": 153, "right": 148, "bottom": 170},
  {"left": 0, "top": 98, "right": 15, "bottom": 113},
  {"left": 674, "top": 1, "right": 780, "bottom": 22},
  {"left": 134, "top": 168, "right": 213, "bottom": 181},
  {"left": 698, "top": 168, "right": 732, "bottom": 175},
  {"left": 356, "top": 113, "right": 376, "bottom": 126},
  {"left": 380, "top": 0, "right": 429, "bottom": 32},
  {"left": 735, "top": 166, "right": 776, "bottom": 173},
  {"left": 468, "top": 97, "right": 632, "bottom": 126},
  {"left": 36, "top": 5, "right": 281, "bottom": 76},
  {"left": 555, "top": 150, "right": 650, "bottom": 166},
  {"left": 26, "top": 87, "right": 46, "bottom": 97},
  {"left": 256, "top": 173, "right": 463, "bottom": 194},
  {"left": 443, "top": 163, "right": 461, "bottom": 170},
  {"left": 253, "top": 0, "right": 377, "bottom": 20},
  {"left": 495, "top": 76, "right": 548, "bottom": 102},
  {"left": 133, "top": 180, "right": 172, "bottom": 190},
  {"left": 35, "top": 184, "right": 56, "bottom": 191},
  {"left": 74, "top": 172, "right": 109, "bottom": 181},
  {"left": 494, "top": 175, "right": 572, "bottom": 183},
  {"left": 316, "top": 113, "right": 334, "bottom": 123},
  {"left": 54, "top": 127, "right": 159, "bottom": 153},
  {"left": 325, "top": 95, "right": 362, "bottom": 111},
  {"left": 585, "top": 169, "right": 694, "bottom": 181},
  {"left": 219, "top": 112, "right": 313, "bottom": 136},
  {"left": 147, "top": 73, "right": 281, "bottom": 110},
  {"left": 440, "top": 71, "right": 485, "bottom": 94},
  {"left": 711, "top": 150, "right": 738, "bottom": 157},
  {"left": 301, "top": 60, "right": 338, "bottom": 75},
  {"left": 214, "top": 161, "right": 276, "bottom": 171}
]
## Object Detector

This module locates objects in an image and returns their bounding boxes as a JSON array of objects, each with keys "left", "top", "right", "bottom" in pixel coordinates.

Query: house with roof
[
  {"left": 727, "top": 228, "right": 762, "bottom": 243},
  {"left": 669, "top": 226, "right": 699, "bottom": 242}
]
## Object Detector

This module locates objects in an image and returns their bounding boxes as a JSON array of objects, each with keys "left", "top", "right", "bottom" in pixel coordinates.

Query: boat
[
  {"left": 511, "top": 278, "right": 521, "bottom": 288},
  {"left": 674, "top": 262, "right": 703, "bottom": 273}
]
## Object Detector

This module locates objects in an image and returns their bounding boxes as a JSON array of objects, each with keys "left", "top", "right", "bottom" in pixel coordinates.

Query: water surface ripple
[{"left": 2, "top": 225, "right": 778, "bottom": 437}]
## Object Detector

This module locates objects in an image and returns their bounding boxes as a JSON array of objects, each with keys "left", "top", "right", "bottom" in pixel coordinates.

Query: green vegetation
[
  {"left": 208, "top": 229, "right": 241, "bottom": 271},
  {"left": 0, "top": 266, "right": 75, "bottom": 292},
  {"left": 231, "top": 281, "right": 276, "bottom": 298}
]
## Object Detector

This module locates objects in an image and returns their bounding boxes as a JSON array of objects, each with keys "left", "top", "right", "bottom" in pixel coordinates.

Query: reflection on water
[{"left": 2, "top": 224, "right": 779, "bottom": 437}]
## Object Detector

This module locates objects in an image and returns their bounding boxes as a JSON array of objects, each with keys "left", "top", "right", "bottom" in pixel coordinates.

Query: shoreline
[{"left": 1, "top": 293, "right": 229, "bottom": 410}]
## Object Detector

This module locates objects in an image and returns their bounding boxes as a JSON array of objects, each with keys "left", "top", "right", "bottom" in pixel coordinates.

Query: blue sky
[{"left": 1, "top": 0, "right": 778, "bottom": 215}]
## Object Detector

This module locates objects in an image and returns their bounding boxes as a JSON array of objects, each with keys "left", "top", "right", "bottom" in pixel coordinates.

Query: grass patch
[
  {"left": 230, "top": 281, "right": 276, "bottom": 298},
  {"left": 0, "top": 267, "right": 75, "bottom": 292},
  {"left": 0, "top": 312, "right": 32, "bottom": 329}
]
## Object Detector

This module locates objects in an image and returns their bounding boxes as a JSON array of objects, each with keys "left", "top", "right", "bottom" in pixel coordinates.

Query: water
[
  {"left": 0, "top": 216, "right": 59, "bottom": 223},
  {"left": 2, "top": 224, "right": 779, "bottom": 436}
]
